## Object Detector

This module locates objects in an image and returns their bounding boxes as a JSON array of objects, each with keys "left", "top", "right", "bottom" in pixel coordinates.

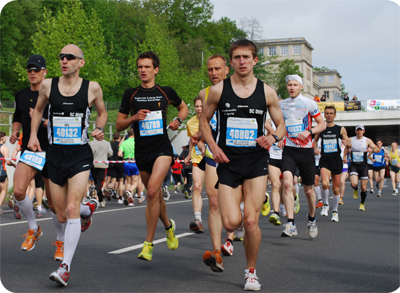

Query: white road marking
[{"left": 108, "top": 232, "right": 195, "bottom": 254}]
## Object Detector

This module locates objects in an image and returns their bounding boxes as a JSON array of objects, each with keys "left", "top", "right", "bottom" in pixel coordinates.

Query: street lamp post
[
  {"left": 202, "top": 46, "right": 214, "bottom": 88},
  {"left": 254, "top": 60, "right": 271, "bottom": 68}
]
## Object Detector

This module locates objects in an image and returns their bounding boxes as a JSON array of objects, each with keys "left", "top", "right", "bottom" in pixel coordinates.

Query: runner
[
  {"left": 339, "top": 141, "right": 349, "bottom": 205},
  {"left": 347, "top": 125, "right": 379, "bottom": 211},
  {"left": 200, "top": 40, "right": 285, "bottom": 290},
  {"left": 0, "top": 132, "right": 14, "bottom": 215},
  {"left": 367, "top": 147, "right": 375, "bottom": 193},
  {"left": 389, "top": 141, "right": 400, "bottom": 196},
  {"left": 28, "top": 44, "right": 106, "bottom": 286},
  {"left": 314, "top": 139, "right": 323, "bottom": 208},
  {"left": 107, "top": 132, "right": 125, "bottom": 202},
  {"left": 116, "top": 51, "right": 188, "bottom": 261},
  {"left": 313, "top": 105, "right": 349, "bottom": 222},
  {"left": 185, "top": 96, "right": 206, "bottom": 233},
  {"left": 368, "top": 138, "right": 389, "bottom": 197},
  {"left": 279, "top": 74, "right": 326, "bottom": 238}
]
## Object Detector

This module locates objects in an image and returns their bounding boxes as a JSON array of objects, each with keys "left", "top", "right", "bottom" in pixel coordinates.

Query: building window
[
  {"left": 269, "top": 46, "right": 276, "bottom": 56},
  {"left": 307, "top": 85, "right": 311, "bottom": 93},
  {"left": 293, "top": 45, "right": 301, "bottom": 55},
  {"left": 307, "top": 68, "right": 311, "bottom": 80},
  {"left": 328, "top": 75, "right": 334, "bottom": 83},
  {"left": 258, "top": 47, "right": 264, "bottom": 55},
  {"left": 324, "top": 91, "right": 330, "bottom": 99},
  {"left": 318, "top": 76, "right": 324, "bottom": 83},
  {"left": 281, "top": 46, "right": 288, "bottom": 56}
]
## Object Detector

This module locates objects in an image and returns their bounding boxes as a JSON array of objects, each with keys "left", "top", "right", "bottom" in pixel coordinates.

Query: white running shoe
[
  {"left": 281, "top": 222, "right": 297, "bottom": 237},
  {"left": 244, "top": 269, "right": 261, "bottom": 291},
  {"left": 221, "top": 239, "right": 234, "bottom": 256},
  {"left": 307, "top": 220, "right": 318, "bottom": 239},
  {"left": 320, "top": 205, "right": 329, "bottom": 217},
  {"left": 331, "top": 212, "right": 339, "bottom": 222},
  {"left": 138, "top": 195, "right": 146, "bottom": 204}
]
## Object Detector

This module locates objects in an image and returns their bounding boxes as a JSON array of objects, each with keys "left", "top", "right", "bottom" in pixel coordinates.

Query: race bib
[
  {"left": 352, "top": 151, "right": 364, "bottom": 163},
  {"left": 286, "top": 119, "right": 304, "bottom": 138},
  {"left": 374, "top": 155, "right": 383, "bottom": 163},
  {"left": 226, "top": 117, "right": 257, "bottom": 147},
  {"left": 19, "top": 151, "right": 46, "bottom": 171},
  {"left": 210, "top": 112, "right": 217, "bottom": 131},
  {"left": 53, "top": 117, "right": 82, "bottom": 145},
  {"left": 139, "top": 111, "right": 163, "bottom": 137},
  {"left": 195, "top": 145, "right": 202, "bottom": 155},
  {"left": 272, "top": 143, "right": 281, "bottom": 151},
  {"left": 391, "top": 159, "right": 398, "bottom": 165},
  {"left": 323, "top": 139, "right": 338, "bottom": 153}
]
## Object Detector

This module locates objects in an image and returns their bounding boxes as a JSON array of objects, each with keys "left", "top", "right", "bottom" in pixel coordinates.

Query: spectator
[
  {"left": 320, "top": 94, "right": 326, "bottom": 102},
  {"left": 171, "top": 155, "right": 183, "bottom": 193},
  {"left": 343, "top": 94, "right": 349, "bottom": 101},
  {"left": 313, "top": 95, "right": 320, "bottom": 102},
  {"left": 352, "top": 95, "right": 358, "bottom": 101}
]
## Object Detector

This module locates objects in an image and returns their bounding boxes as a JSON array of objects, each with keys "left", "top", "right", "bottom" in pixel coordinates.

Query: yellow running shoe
[
  {"left": 353, "top": 189, "right": 358, "bottom": 199},
  {"left": 359, "top": 203, "right": 365, "bottom": 211},
  {"left": 294, "top": 193, "right": 300, "bottom": 214},
  {"left": 166, "top": 219, "right": 179, "bottom": 250},
  {"left": 138, "top": 241, "right": 153, "bottom": 261},
  {"left": 339, "top": 197, "right": 344, "bottom": 205},
  {"left": 261, "top": 193, "right": 270, "bottom": 216},
  {"left": 269, "top": 213, "right": 281, "bottom": 226}
]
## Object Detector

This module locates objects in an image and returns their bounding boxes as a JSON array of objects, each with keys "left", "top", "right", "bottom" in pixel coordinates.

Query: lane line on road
[{"left": 108, "top": 232, "right": 195, "bottom": 254}]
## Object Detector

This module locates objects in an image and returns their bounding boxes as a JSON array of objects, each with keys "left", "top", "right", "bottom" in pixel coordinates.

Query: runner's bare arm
[
  {"left": 199, "top": 82, "right": 229, "bottom": 163},
  {"left": 168, "top": 100, "right": 188, "bottom": 130},
  {"left": 341, "top": 127, "right": 349, "bottom": 146},
  {"left": 116, "top": 109, "right": 151, "bottom": 132},
  {"left": 313, "top": 133, "right": 321, "bottom": 155},
  {"left": 367, "top": 138, "right": 380, "bottom": 153},
  {"left": 90, "top": 82, "right": 107, "bottom": 140}
]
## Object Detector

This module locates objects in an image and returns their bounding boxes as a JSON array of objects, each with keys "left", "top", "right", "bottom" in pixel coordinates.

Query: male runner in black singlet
[
  {"left": 116, "top": 51, "right": 188, "bottom": 261},
  {"left": 28, "top": 44, "right": 107, "bottom": 286}
]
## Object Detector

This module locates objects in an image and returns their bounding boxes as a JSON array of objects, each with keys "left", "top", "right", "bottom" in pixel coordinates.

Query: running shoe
[
  {"left": 49, "top": 263, "right": 69, "bottom": 286},
  {"left": 112, "top": 190, "right": 119, "bottom": 199},
  {"left": 166, "top": 219, "right": 179, "bottom": 250},
  {"left": 377, "top": 190, "right": 381, "bottom": 197},
  {"left": 42, "top": 198, "right": 49, "bottom": 209},
  {"left": 203, "top": 250, "right": 224, "bottom": 272},
  {"left": 244, "top": 268, "right": 261, "bottom": 291},
  {"left": 320, "top": 205, "right": 329, "bottom": 217},
  {"left": 281, "top": 222, "right": 297, "bottom": 237},
  {"left": 235, "top": 221, "right": 245, "bottom": 240},
  {"left": 8, "top": 194, "right": 15, "bottom": 209},
  {"left": 307, "top": 220, "right": 318, "bottom": 239},
  {"left": 315, "top": 201, "right": 323, "bottom": 208},
  {"left": 339, "top": 197, "right": 344, "bottom": 205},
  {"left": 105, "top": 189, "right": 111, "bottom": 201},
  {"left": 189, "top": 219, "right": 204, "bottom": 234},
  {"left": 376, "top": 183, "right": 379, "bottom": 190},
  {"left": 127, "top": 196, "right": 135, "bottom": 207},
  {"left": 117, "top": 198, "right": 124, "bottom": 204},
  {"left": 164, "top": 189, "right": 171, "bottom": 201},
  {"left": 370, "top": 189, "right": 374, "bottom": 194},
  {"left": 353, "top": 189, "right": 358, "bottom": 199},
  {"left": 174, "top": 186, "right": 179, "bottom": 194},
  {"left": 100, "top": 200, "right": 106, "bottom": 208},
  {"left": 138, "top": 195, "right": 146, "bottom": 204},
  {"left": 233, "top": 234, "right": 244, "bottom": 241},
  {"left": 331, "top": 212, "right": 339, "bottom": 222},
  {"left": 294, "top": 193, "right": 300, "bottom": 214},
  {"left": 52, "top": 241, "right": 64, "bottom": 261},
  {"left": 0, "top": 207, "right": 3, "bottom": 214},
  {"left": 393, "top": 190, "right": 398, "bottom": 196},
  {"left": 37, "top": 206, "right": 47, "bottom": 218},
  {"left": 269, "top": 213, "right": 281, "bottom": 226},
  {"left": 21, "top": 225, "right": 43, "bottom": 251},
  {"left": 14, "top": 204, "right": 21, "bottom": 220},
  {"left": 359, "top": 203, "right": 365, "bottom": 211},
  {"left": 281, "top": 206, "right": 287, "bottom": 218},
  {"left": 261, "top": 193, "right": 270, "bottom": 216},
  {"left": 184, "top": 190, "right": 191, "bottom": 199},
  {"left": 81, "top": 199, "right": 99, "bottom": 232},
  {"left": 138, "top": 241, "right": 153, "bottom": 261},
  {"left": 123, "top": 191, "right": 131, "bottom": 205},
  {"left": 221, "top": 239, "right": 234, "bottom": 256}
]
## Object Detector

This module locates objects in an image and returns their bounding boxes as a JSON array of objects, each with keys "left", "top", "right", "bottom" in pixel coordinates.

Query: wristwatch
[
  {"left": 95, "top": 127, "right": 104, "bottom": 133},
  {"left": 308, "top": 129, "right": 313, "bottom": 135},
  {"left": 272, "top": 134, "right": 279, "bottom": 142},
  {"left": 174, "top": 117, "right": 182, "bottom": 124}
]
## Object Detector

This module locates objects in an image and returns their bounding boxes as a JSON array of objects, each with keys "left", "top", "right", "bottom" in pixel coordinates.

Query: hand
[
  {"left": 297, "top": 130, "right": 310, "bottom": 141},
  {"left": 168, "top": 119, "right": 180, "bottom": 131},
  {"left": 210, "top": 145, "right": 230, "bottom": 163},
  {"left": 342, "top": 139, "right": 348, "bottom": 146},
  {"left": 191, "top": 134, "right": 201, "bottom": 146},
  {"left": 91, "top": 129, "right": 104, "bottom": 141},
  {"left": 343, "top": 157, "right": 348, "bottom": 164},
  {"left": 277, "top": 140, "right": 284, "bottom": 149},
  {"left": 133, "top": 109, "right": 151, "bottom": 122},
  {"left": 314, "top": 147, "right": 320, "bottom": 155},
  {"left": 255, "top": 135, "right": 275, "bottom": 149},
  {"left": 29, "top": 107, "right": 34, "bottom": 118},
  {"left": 9, "top": 132, "right": 19, "bottom": 144},
  {"left": 184, "top": 156, "right": 191, "bottom": 165},
  {"left": 27, "top": 136, "right": 42, "bottom": 152}
]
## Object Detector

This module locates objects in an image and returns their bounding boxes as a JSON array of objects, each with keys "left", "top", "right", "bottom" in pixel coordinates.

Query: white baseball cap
[{"left": 355, "top": 124, "right": 365, "bottom": 130}]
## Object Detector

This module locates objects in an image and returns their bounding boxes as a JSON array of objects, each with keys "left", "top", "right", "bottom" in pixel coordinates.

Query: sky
[{"left": 210, "top": 0, "right": 400, "bottom": 101}]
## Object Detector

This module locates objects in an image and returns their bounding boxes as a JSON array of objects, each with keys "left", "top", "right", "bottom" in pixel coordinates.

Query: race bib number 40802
[
  {"left": 226, "top": 117, "right": 257, "bottom": 147},
  {"left": 139, "top": 111, "right": 163, "bottom": 137},
  {"left": 53, "top": 117, "right": 82, "bottom": 145}
]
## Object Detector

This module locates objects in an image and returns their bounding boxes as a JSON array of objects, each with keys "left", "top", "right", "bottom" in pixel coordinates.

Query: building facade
[{"left": 255, "top": 37, "right": 342, "bottom": 101}]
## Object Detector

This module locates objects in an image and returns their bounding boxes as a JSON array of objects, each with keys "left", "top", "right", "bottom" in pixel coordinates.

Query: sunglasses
[
  {"left": 27, "top": 67, "right": 45, "bottom": 73},
  {"left": 59, "top": 53, "right": 82, "bottom": 61}
]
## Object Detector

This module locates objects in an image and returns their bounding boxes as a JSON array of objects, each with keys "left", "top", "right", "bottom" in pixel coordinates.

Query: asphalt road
[{"left": 1, "top": 182, "right": 399, "bottom": 292}]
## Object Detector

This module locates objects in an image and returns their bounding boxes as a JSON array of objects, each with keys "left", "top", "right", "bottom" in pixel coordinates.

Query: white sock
[
  {"left": 63, "top": 218, "right": 81, "bottom": 272},
  {"left": 295, "top": 184, "right": 299, "bottom": 195},
  {"left": 194, "top": 212, "right": 202, "bottom": 222},
  {"left": 80, "top": 204, "right": 91, "bottom": 218},
  {"left": 314, "top": 186, "right": 322, "bottom": 201},
  {"left": 52, "top": 212, "right": 65, "bottom": 242},
  {"left": 16, "top": 196, "right": 38, "bottom": 231},
  {"left": 332, "top": 194, "right": 340, "bottom": 212},
  {"left": 322, "top": 188, "right": 330, "bottom": 206}
]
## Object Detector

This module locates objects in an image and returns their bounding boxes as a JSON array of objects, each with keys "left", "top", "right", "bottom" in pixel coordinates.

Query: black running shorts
[
  {"left": 319, "top": 156, "right": 343, "bottom": 175},
  {"left": 136, "top": 145, "right": 174, "bottom": 174},
  {"left": 349, "top": 163, "right": 368, "bottom": 180},
  {"left": 107, "top": 163, "right": 124, "bottom": 179},
  {"left": 216, "top": 151, "right": 269, "bottom": 189},
  {"left": 282, "top": 146, "right": 315, "bottom": 186},
  {"left": 47, "top": 144, "right": 93, "bottom": 187}
]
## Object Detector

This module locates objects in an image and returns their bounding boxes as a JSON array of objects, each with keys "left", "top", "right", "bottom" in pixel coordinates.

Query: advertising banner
[
  {"left": 317, "top": 102, "right": 345, "bottom": 112},
  {"left": 344, "top": 101, "right": 361, "bottom": 111},
  {"left": 366, "top": 100, "right": 400, "bottom": 111}
]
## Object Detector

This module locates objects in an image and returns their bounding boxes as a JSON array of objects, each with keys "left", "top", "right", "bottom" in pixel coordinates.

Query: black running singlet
[
  {"left": 216, "top": 77, "right": 268, "bottom": 155},
  {"left": 48, "top": 77, "right": 91, "bottom": 146},
  {"left": 320, "top": 124, "right": 342, "bottom": 157}
]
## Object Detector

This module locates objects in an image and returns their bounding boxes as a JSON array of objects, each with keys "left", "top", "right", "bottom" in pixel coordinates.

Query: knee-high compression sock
[
  {"left": 314, "top": 186, "right": 322, "bottom": 201},
  {"left": 16, "top": 196, "right": 38, "bottom": 231},
  {"left": 63, "top": 219, "right": 81, "bottom": 272},
  {"left": 360, "top": 191, "right": 367, "bottom": 204},
  {"left": 52, "top": 212, "right": 65, "bottom": 242},
  {"left": 321, "top": 188, "right": 330, "bottom": 206},
  {"left": 332, "top": 194, "right": 340, "bottom": 212}
]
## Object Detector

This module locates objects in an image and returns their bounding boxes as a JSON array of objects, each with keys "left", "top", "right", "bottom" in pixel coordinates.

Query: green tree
[
  {"left": 16, "top": 0, "right": 120, "bottom": 100},
  {"left": 275, "top": 59, "right": 303, "bottom": 99},
  {"left": 313, "top": 66, "right": 330, "bottom": 72},
  {"left": 341, "top": 83, "right": 348, "bottom": 99}
]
